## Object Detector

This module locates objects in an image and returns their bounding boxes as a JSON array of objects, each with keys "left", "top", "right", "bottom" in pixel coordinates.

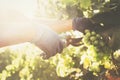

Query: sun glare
[{"left": 0, "top": 0, "right": 38, "bottom": 18}]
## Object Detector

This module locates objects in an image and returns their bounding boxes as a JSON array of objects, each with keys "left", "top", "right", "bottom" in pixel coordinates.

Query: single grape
[
  {"left": 91, "top": 31, "right": 96, "bottom": 36},
  {"left": 93, "top": 40, "right": 99, "bottom": 46},
  {"left": 85, "top": 32, "right": 91, "bottom": 38},
  {"left": 96, "top": 34, "right": 101, "bottom": 39},
  {"left": 90, "top": 36, "right": 97, "bottom": 41},
  {"left": 85, "top": 29, "right": 90, "bottom": 33}
]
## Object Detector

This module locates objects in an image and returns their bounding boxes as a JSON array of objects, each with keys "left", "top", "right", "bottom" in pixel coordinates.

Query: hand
[{"left": 32, "top": 24, "right": 64, "bottom": 58}]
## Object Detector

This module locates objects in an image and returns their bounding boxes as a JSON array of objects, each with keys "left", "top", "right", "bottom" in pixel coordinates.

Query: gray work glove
[{"left": 32, "top": 24, "right": 64, "bottom": 58}]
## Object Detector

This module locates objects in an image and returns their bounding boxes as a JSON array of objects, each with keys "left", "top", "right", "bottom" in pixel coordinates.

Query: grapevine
[{"left": 0, "top": 31, "right": 119, "bottom": 80}]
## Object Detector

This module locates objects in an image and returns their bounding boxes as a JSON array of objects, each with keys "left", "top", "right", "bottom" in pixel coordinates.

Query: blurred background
[
  {"left": 0, "top": 0, "right": 115, "bottom": 19},
  {"left": 0, "top": 0, "right": 120, "bottom": 80}
]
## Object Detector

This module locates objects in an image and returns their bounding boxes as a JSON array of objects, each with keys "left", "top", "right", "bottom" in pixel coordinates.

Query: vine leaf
[{"left": 80, "top": 0, "right": 91, "bottom": 9}]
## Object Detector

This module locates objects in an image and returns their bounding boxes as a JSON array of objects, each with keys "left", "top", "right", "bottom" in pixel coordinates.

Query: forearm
[
  {"left": 0, "top": 19, "right": 72, "bottom": 48},
  {"left": 33, "top": 18, "right": 72, "bottom": 33},
  {"left": 49, "top": 19, "right": 72, "bottom": 33},
  {"left": 0, "top": 24, "right": 36, "bottom": 47},
  {"left": 0, "top": 8, "right": 73, "bottom": 58},
  {"left": 0, "top": 9, "right": 72, "bottom": 46}
]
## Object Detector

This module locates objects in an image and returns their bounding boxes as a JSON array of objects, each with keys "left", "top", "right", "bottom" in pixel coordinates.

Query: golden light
[{"left": 0, "top": 0, "right": 38, "bottom": 18}]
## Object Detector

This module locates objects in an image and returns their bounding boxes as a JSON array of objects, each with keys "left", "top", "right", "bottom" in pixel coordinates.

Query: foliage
[
  {"left": 0, "top": 43, "right": 59, "bottom": 80},
  {"left": 52, "top": 30, "right": 118, "bottom": 80},
  {"left": 37, "top": 0, "right": 120, "bottom": 19},
  {"left": 0, "top": 31, "right": 120, "bottom": 80},
  {"left": 0, "top": 0, "right": 120, "bottom": 80}
]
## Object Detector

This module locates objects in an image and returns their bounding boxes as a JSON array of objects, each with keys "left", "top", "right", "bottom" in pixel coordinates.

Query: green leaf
[
  {"left": 61, "top": 0, "right": 76, "bottom": 5},
  {"left": 80, "top": 0, "right": 91, "bottom": 9}
]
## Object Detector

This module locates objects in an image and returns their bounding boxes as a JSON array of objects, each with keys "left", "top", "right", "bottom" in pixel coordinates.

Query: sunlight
[{"left": 0, "top": 0, "right": 38, "bottom": 18}]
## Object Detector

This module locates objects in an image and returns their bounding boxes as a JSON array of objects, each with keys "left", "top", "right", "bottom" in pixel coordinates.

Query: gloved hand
[
  {"left": 72, "top": 17, "right": 94, "bottom": 33},
  {"left": 72, "top": 17, "right": 120, "bottom": 51},
  {"left": 32, "top": 24, "right": 64, "bottom": 58},
  {"left": 72, "top": 17, "right": 104, "bottom": 33}
]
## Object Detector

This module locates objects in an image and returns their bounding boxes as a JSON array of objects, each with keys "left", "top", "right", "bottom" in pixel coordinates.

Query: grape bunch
[
  {"left": 82, "top": 29, "right": 110, "bottom": 54},
  {"left": 78, "top": 29, "right": 113, "bottom": 72}
]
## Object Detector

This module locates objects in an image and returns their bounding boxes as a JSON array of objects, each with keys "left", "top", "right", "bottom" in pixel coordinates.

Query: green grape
[
  {"left": 85, "top": 32, "right": 91, "bottom": 38},
  {"left": 91, "top": 31, "right": 96, "bottom": 36},
  {"left": 93, "top": 40, "right": 99, "bottom": 46},
  {"left": 85, "top": 29, "right": 90, "bottom": 33},
  {"left": 90, "top": 36, "right": 97, "bottom": 41},
  {"left": 96, "top": 34, "right": 101, "bottom": 39},
  {"left": 82, "top": 38, "right": 91, "bottom": 46}
]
